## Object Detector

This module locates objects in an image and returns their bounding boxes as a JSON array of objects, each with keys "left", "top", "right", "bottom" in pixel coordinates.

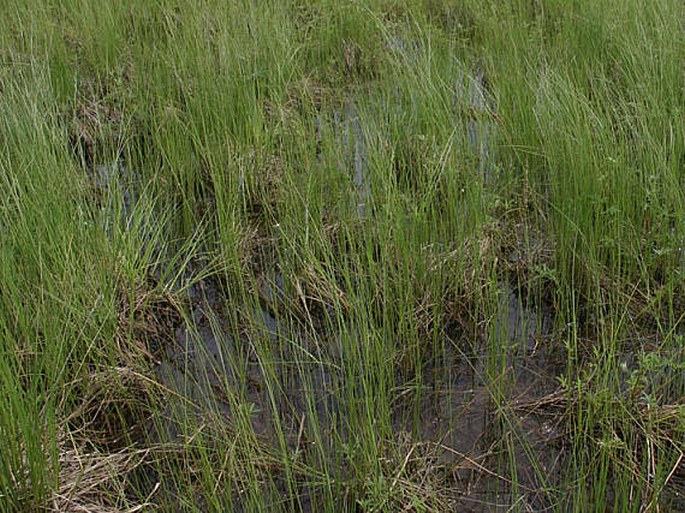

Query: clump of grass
[
  {"left": 50, "top": 431, "right": 152, "bottom": 513},
  {"left": 2, "top": 1, "right": 685, "bottom": 511}
]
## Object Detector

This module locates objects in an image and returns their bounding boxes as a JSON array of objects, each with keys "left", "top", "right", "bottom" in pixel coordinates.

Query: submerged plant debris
[{"left": 1, "top": 1, "right": 685, "bottom": 512}]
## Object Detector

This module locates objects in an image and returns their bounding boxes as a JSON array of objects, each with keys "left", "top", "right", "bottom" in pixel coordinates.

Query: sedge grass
[{"left": 1, "top": 1, "right": 685, "bottom": 511}]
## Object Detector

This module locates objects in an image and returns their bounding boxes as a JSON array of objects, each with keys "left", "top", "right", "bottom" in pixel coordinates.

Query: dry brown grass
[{"left": 51, "top": 438, "right": 153, "bottom": 513}]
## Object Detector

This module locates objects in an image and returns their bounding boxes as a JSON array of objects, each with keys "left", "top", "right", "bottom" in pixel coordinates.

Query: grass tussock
[{"left": 1, "top": 0, "right": 685, "bottom": 511}]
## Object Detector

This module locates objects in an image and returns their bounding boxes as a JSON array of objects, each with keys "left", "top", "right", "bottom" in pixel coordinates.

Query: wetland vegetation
[{"left": 1, "top": 1, "right": 685, "bottom": 511}]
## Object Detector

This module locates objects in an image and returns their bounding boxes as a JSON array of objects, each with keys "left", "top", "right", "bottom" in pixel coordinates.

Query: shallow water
[
  {"left": 145, "top": 266, "right": 563, "bottom": 511},
  {"left": 84, "top": 60, "right": 566, "bottom": 512},
  {"left": 455, "top": 66, "right": 496, "bottom": 183},
  {"left": 315, "top": 61, "right": 495, "bottom": 221}
]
